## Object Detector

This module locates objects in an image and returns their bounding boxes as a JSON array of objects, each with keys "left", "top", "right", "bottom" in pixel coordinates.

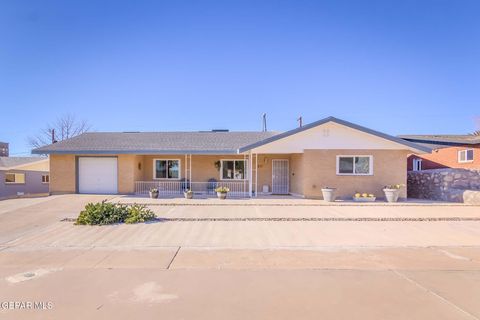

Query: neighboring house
[
  {"left": 0, "top": 157, "right": 49, "bottom": 199},
  {"left": 399, "top": 135, "right": 480, "bottom": 171},
  {"left": 32, "top": 116, "right": 429, "bottom": 199},
  {"left": 0, "top": 142, "right": 8, "bottom": 157}
]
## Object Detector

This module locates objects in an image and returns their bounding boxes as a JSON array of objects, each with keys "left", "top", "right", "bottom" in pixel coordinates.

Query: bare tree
[
  {"left": 28, "top": 113, "right": 91, "bottom": 148},
  {"left": 472, "top": 116, "right": 480, "bottom": 136}
]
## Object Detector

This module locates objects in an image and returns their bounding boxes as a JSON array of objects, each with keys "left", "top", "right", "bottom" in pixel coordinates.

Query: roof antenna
[
  {"left": 297, "top": 116, "right": 303, "bottom": 128},
  {"left": 262, "top": 113, "right": 267, "bottom": 132}
]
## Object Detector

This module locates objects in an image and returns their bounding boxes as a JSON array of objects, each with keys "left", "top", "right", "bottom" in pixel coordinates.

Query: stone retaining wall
[{"left": 408, "top": 168, "right": 480, "bottom": 204}]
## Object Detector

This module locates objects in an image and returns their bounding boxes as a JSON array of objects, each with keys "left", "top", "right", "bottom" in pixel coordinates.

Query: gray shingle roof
[
  {"left": 0, "top": 156, "right": 47, "bottom": 169},
  {"left": 31, "top": 117, "right": 433, "bottom": 155},
  {"left": 32, "top": 131, "right": 279, "bottom": 155},
  {"left": 398, "top": 135, "right": 480, "bottom": 148}
]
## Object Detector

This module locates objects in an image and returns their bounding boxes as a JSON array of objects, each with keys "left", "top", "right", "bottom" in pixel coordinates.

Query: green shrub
[
  {"left": 125, "top": 204, "right": 156, "bottom": 224},
  {"left": 75, "top": 201, "right": 156, "bottom": 225}
]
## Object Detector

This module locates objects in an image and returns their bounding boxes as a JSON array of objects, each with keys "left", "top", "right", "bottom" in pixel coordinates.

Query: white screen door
[{"left": 272, "top": 159, "right": 289, "bottom": 194}]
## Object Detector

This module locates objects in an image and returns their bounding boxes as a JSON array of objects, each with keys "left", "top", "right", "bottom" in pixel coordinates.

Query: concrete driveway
[{"left": 1, "top": 195, "right": 480, "bottom": 320}]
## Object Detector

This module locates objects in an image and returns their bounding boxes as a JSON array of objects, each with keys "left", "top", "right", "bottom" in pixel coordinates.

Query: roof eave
[{"left": 31, "top": 149, "right": 239, "bottom": 155}]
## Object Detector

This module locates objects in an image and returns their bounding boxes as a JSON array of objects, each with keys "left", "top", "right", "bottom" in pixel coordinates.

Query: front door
[{"left": 272, "top": 159, "right": 289, "bottom": 194}]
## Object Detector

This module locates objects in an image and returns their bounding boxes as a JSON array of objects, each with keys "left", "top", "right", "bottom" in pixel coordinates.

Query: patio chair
[{"left": 207, "top": 178, "right": 218, "bottom": 195}]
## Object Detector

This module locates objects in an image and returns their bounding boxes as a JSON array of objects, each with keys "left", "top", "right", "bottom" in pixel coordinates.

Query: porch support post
[
  {"left": 189, "top": 154, "right": 192, "bottom": 189},
  {"left": 248, "top": 152, "right": 253, "bottom": 197},
  {"left": 184, "top": 154, "right": 187, "bottom": 185},
  {"left": 255, "top": 153, "right": 258, "bottom": 197}
]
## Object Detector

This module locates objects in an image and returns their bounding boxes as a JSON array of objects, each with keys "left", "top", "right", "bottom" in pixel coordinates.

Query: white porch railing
[{"left": 135, "top": 181, "right": 249, "bottom": 197}]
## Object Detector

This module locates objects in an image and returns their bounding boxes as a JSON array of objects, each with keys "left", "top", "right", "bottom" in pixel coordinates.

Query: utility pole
[{"left": 51, "top": 129, "right": 57, "bottom": 144}]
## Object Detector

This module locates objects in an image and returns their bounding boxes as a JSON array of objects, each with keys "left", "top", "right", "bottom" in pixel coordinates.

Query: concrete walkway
[
  {"left": 1, "top": 195, "right": 480, "bottom": 319},
  {"left": 112, "top": 194, "right": 472, "bottom": 206}
]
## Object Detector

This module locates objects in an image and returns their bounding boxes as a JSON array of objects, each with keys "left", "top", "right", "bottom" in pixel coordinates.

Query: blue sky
[{"left": 1, "top": 0, "right": 479, "bottom": 155}]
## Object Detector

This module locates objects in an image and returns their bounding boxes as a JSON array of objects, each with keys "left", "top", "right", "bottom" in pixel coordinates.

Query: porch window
[
  {"left": 221, "top": 160, "right": 246, "bottom": 180},
  {"left": 154, "top": 159, "right": 180, "bottom": 179},
  {"left": 5, "top": 173, "right": 25, "bottom": 184},
  {"left": 458, "top": 149, "right": 474, "bottom": 163},
  {"left": 336, "top": 156, "right": 373, "bottom": 175}
]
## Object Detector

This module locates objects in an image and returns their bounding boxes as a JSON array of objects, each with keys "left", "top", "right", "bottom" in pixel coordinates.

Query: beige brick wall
[
  {"left": 289, "top": 153, "right": 304, "bottom": 195},
  {"left": 118, "top": 155, "right": 143, "bottom": 194},
  {"left": 49, "top": 150, "right": 409, "bottom": 198},
  {"left": 302, "top": 149, "right": 409, "bottom": 199},
  {"left": 50, "top": 154, "right": 144, "bottom": 195},
  {"left": 49, "top": 154, "right": 76, "bottom": 194}
]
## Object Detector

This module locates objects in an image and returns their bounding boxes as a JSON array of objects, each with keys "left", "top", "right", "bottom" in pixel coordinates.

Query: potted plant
[
  {"left": 215, "top": 186, "right": 229, "bottom": 200},
  {"left": 383, "top": 184, "right": 405, "bottom": 203},
  {"left": 184, "top": 189, "right": 193, "bottom": 199},
  {"left": 353, "top": 192, "right": 376, "bottom": 202},
  {"left": 149, "top": 188, "right": 159, "bottom": 199},
  {"left": 321, "top": 187, "right": 337, "bottom": 202}
]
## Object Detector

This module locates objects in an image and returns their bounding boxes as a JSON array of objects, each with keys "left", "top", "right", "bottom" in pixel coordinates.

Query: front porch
[
  {"left": 134, "top": 180, "right": 251, "bottom": 198},
  {"left": 133, "top": 153, "right": 296, "bottom": 198}
]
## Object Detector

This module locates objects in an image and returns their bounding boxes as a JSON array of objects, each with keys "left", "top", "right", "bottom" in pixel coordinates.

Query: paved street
[{"left": 1, "top": 195, "right": 480, "bottom": 319}]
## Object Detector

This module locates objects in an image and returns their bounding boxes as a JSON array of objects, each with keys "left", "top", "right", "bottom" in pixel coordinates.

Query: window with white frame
[
  {"left": 5, "top": 173, "right": 25, "bottom": 184},
  {"left": 412, "top": 158, "right": 422, "bottom": 171},
  {"left": 221, "top": 160, "right": 246, "bottom": 180},
  {"left": 153, "top": 159, "right": 180, "bottom": 179},
  {"left": 42, "top": 174, "right": 50, "bottom": 183},
  {"left": 336, "top": 156, "right": 373, "bottom": 175},
  {"left": 458, "top": 149, "right": 474, "bottom": 163}
]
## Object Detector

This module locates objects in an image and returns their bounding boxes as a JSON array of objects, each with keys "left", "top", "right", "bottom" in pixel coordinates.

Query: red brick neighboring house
[{"left": 399, "top": 135, "right": 480, "bottom": 171}]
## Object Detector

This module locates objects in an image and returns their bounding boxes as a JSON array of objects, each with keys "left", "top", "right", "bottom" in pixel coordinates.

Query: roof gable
[{"left": 239, "top": 117, "right": 431, "bottom": 153}]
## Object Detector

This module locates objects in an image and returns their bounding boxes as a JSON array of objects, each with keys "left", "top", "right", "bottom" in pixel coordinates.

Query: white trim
[
  {"left": 336, "top": 155, "right": 373, "bottom": 176},
  {"left": 458, "top": 149, "right": 474, "bottom": 163},
  {"left": 255, "top": 153, "right": 258, "bottom": 197},
  {"left": 248, "top": 152, "right": 253, "bottom": 197},
  {"left": 189, "top": 154, "right": 192, "bottom": 187},
  {"left": 219, "top": 159, "right": 248, "bottom": 181},
  {"left": 153, "top": 158, "right": 181, "bottom": 180}
]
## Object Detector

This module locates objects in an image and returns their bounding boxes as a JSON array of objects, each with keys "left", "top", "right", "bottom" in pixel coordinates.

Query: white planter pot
[
  {"left": 383, "top": 189, "right": 400, "bottom": 203},
  {"left": 217, "top": 192, "right": 227, "bottom": 200},
  {"left": 184, "top": 192, "right": 193, "bottom": 199},
  {"left": 353, "top": 197, "right": 376, "bottom": 202},
  {"left": 149, "top": 191, "right": 159, "bottom": 199},
  {"left": 321, "top": 188, "right": 337, "bottom": 202}
]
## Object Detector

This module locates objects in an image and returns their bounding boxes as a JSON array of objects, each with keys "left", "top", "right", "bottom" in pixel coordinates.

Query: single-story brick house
[
  {"left": 32, "top": 117, "right": 429, "bottom": 199},
  {"left": 0, "top": 156, "right": 49, "bottom": 199},
  {"left": 399, "top": 135, "right": 480, "bottom": 171}
]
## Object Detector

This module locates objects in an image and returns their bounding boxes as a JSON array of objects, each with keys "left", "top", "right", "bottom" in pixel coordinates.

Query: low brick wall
[{"left": 408, "top": 169, "right": 480, "bottom": 204}]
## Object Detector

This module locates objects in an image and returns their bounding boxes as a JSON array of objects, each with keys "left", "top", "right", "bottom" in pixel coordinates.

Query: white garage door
[{"left": 78, "top": 157, "right": 118, "bottom": 194}]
